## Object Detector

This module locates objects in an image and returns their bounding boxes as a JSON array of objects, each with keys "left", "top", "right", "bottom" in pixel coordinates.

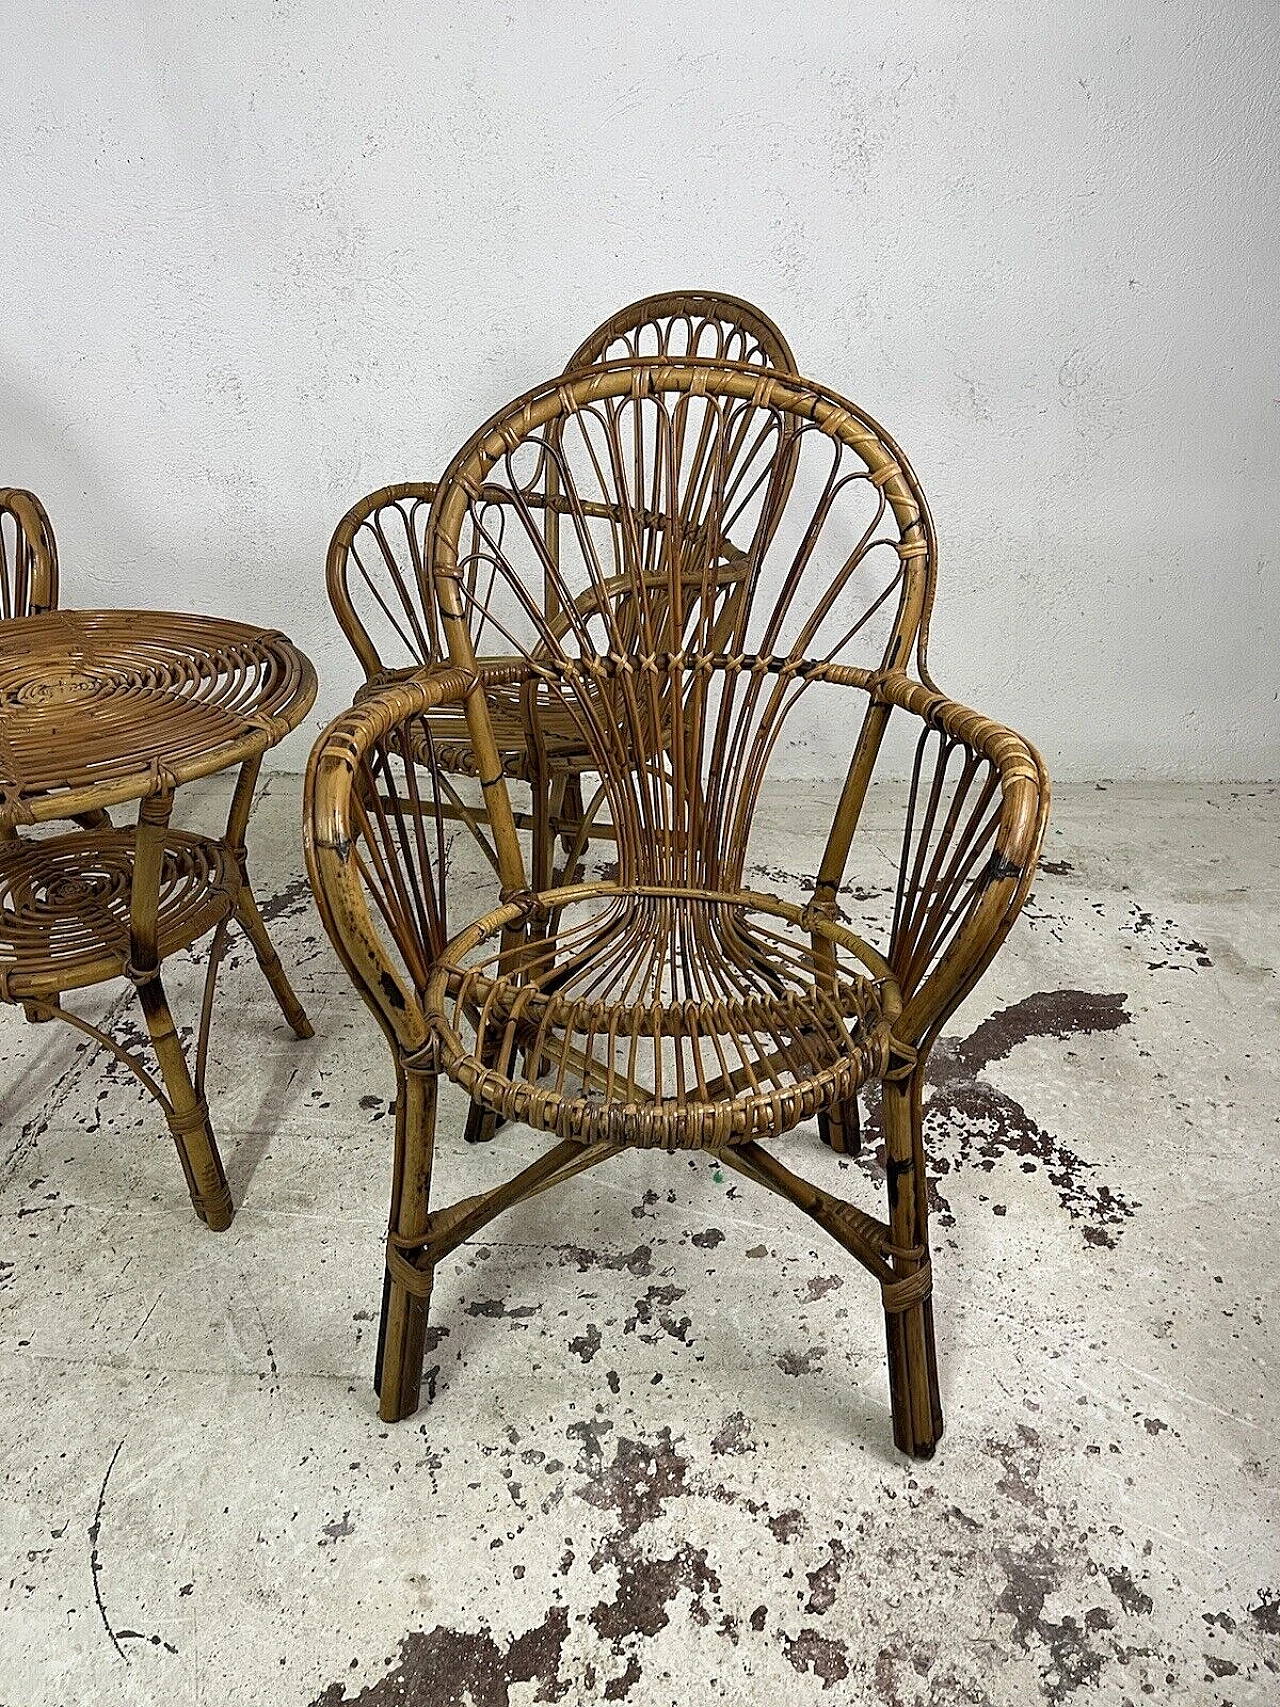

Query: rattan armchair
[
  {"left": 0, "top": 487, "right": 58, "bottom": 620},
  {"left": 1, "top": 489, "right": 110, "bottom": 841},
  {"left": 325, "top": 292, "right": 797, "bottom": 886},
  {"left": 1, "top": 489, "right": 110, "bottom": 1008},
  {"left": 306, "top": 360, "right": 1049, "bottom": 1458}
]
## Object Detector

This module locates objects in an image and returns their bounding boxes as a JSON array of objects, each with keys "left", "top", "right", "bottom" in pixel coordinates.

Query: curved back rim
[
  {"left": 429, "top": 357, "right": 936, "bottom": 659},
  {"left": 425, "top": 356, "right": 939, "bottom": 899},
  {"left": 0, "top": 488, "right": 59, "bottom": 618},
  {"left": 565, "top": 289, "right": 797, "bottom": 374}
]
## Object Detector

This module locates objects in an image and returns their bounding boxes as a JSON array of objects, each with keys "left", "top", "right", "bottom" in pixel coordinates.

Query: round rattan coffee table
[{"left": 0, "top": 609, "right": 317, "bottom": 1229}]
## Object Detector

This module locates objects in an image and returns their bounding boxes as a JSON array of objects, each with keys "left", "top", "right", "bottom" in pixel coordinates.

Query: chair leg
[
  {"left": 462, "top": 1016, "right": 507, "bottom": 1144},
  {"left": 533, "top": 774, "right": 562, "bottom": 896},
  {"left": 377, "top": 1065, "right": 437, "bottom": 1421},
  {"left": 818, "top": 1093, "right": 861, "bottom": 1155},
  {"left": 464, "top": 917, "right": 527, "bottom": 1144},
  {"left": 558, "top": 773, "right": 586, "bottom": 860},
  {"left": 222, "top": 753, "right": 312, "bottom": 1038},
  {"left": 881, "top": 1069, "right": 942, "bottom": 1458},
  {"left": 134, "top": 968, "right": 233, "bottom": 1231},
  {"left": 462, "top": 1099, "right": 499, "bottom": 1144}
]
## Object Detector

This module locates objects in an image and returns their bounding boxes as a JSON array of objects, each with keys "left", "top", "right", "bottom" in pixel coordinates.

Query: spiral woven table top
[{"left": 0, "top": 609, "right": 317, "bottom": 828}]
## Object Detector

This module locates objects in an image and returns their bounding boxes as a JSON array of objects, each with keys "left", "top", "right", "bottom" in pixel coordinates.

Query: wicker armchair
[
  {"left": 325, "top": 292, "right": 797, "bottom": 885},
  {"left": 306, "top": 360, "right": 1049, "bottom": 1457},
  {"left": 1, "top": 488, "right": 58, "bottom": 619},
  {"left": 1, "top": 488, "right": 111, "bottom": 863}
]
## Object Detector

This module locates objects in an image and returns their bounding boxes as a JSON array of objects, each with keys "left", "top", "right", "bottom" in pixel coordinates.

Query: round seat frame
[{"left": 427, "top": 883, "right": 900, "bottom": 1150}]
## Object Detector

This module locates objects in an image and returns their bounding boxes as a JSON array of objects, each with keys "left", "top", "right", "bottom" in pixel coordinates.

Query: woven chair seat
[
  {"left": 425, "top": 884, "right": 900, "bottom": 1151},
  {"left": 0, "top": 829, "right": 236, "bottom": 999},
  {"left": 420, "top": 680, "right": 590, "bottom": 779},
  {"left": 358, "top": 675, "right": 590, "bottom": 781}
]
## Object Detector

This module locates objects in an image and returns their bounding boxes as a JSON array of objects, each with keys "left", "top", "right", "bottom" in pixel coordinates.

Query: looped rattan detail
[{"left": 563, "top": 290, "right": 796, "bottom": 372}]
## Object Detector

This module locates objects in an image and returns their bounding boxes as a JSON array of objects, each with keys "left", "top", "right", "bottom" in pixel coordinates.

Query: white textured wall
[{"left": 3, "top": 1, "right": 1276, "bottom": 780}]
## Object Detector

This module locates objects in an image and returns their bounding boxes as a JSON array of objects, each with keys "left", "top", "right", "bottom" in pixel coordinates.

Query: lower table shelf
[{"left": 0, "top": 828, "right": 236, "bottom": 1000}]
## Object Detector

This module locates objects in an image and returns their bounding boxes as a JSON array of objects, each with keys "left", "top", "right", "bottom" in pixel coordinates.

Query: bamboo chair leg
[
  {"left": 463, "top": 917, "right": 526, "bottom": 1144},
  {"left": 818, "top": 1093, "right": 861, "bottom": 1156},
  {"left": 130, "top": 791, "right": 232, "bottom": 1230},
  {"left": 526, "top": 773, "right": 559, "bottom": 963},
  {"left": 377, "top": 1065, "right": 437, "bottom": 1421},
  {"left": 881, "top": 1068, "right": 942, "bottom": 1458},
  {"left": 461, "top": 989, "right": 505, "bottom": 1143},
  {"left": 134, "top": 967, "right": 233, "bottom": 1231},
  {"left": 559, "top": 773, "right": 586, "bottom": 859},
  {"left": 462, "top": 1101, "right": 499, "bottom": 1144},
  {"left": 534, "top": 774, "right": 562, "bottom": 898},
  {"left": 462, "top": 1027, "right": 503, "bottom": 1145}
]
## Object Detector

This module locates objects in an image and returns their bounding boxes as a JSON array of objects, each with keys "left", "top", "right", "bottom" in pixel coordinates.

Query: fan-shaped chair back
[
  {"left": 428, "top": 360, "right": 936, "bottom": 901},
  {"left": 328, "top": 293, "right": 797, "bottom": 680}
]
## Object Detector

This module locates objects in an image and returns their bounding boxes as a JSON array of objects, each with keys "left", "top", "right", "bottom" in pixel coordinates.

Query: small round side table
[{"left": 0, "top": 609, "right": 318, "bottom": 1229}]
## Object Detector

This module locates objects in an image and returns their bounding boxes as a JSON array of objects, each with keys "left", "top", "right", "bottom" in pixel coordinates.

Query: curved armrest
[
  {"left": 304, "top": 664, "right": 477, "bottom": 1055},
  {"left": 865, "top": 671, "right": 1049, "bottom": 1050},
  {"left": 804, "top": 666, "right": 1047, "bottom": 1053}
]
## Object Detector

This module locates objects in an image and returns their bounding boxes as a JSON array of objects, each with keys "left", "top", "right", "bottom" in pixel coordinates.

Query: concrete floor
[{"left": 0, "top": 777, "right": 1276, "bottom": 1706}]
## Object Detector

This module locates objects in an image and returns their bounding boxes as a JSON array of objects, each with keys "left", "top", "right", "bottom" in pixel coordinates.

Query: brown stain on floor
[
  {"left": 309, "top": 1605, "right": 572, "bottom": 1707},
  {"left": 854, "top": 988, "right": 1137, "bottom": 1244},
  {"left": 304, "top": 1394, "right": 1280, "bottom": 1705}
]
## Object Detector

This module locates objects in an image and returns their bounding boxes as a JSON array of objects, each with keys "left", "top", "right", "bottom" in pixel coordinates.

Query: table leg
[
  {"left": 224, "top": 758, "right": 313, "bottom": 1039},
  {"left": 131, "top": 792, "right": 233, "bottom": 1230}
]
